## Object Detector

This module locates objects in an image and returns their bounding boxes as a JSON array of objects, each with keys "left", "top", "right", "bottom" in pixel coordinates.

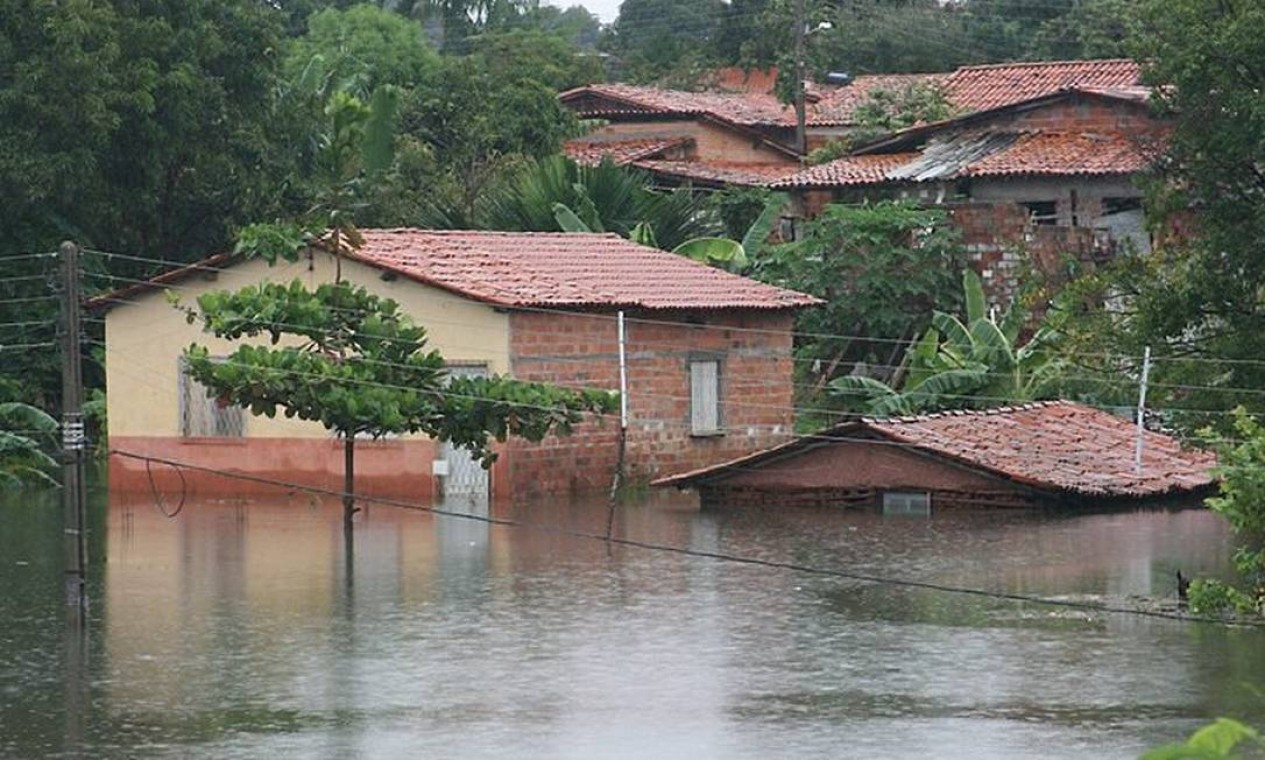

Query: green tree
[
  {"left": 1190, "top": 409, "right": 1265, "bottom": 615},
  {"left": 1142, "top": 717, "right": 1264, "bottom": 759},
  {"left": 749, "top": 200, "right": 965, "bottom": 423},
  {"left": 829, "top": 270, "right": 1068, "bottom": 415},
  {"left": 0, "top": 402, "right": 59, "bottom": 489},
  {"left": 606, "top": 0, "right": 725, "bottom": 83},
  {"left": 1063, "top": 0, "right": 1265, "bottom": 431},
  {"left": 285, "top": 4, "right": 442, "bottom": 92},
  {"left": 182, "top": 280, "right": 616, "bottom": 531},
  {"left": 1027, "top": 0, "right": 1141, "bottom": 60}
]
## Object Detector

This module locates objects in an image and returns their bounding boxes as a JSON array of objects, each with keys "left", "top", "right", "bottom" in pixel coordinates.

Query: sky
[{"left": 545, "top": 0, "right": 621, "bottom": 24}]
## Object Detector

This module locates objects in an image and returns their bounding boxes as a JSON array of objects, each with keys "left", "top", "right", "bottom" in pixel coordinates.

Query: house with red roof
[
  {"left": 99, "top": 230, "right": 818, "bottom": 504},
  {"left": 655, "top": 401, "right": 1215, "bottom": 510},
  {"left": 773, "top": 82, "right": 1164, "bottom": 302},
  {"left": 558, "top": 59, "right": 1146, "bottom": 193}
]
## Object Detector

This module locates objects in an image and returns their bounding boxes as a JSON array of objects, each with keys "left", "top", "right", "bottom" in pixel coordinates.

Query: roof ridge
[
  {"left": 865, "top": 400, "right": 1068, "bottom": 426},
  {"left": 953, "top": 58, "right": 1137, "bottom": 73}
]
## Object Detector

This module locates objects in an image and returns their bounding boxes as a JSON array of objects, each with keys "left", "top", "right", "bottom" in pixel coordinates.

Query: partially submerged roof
[
  {"left": 656, "top": 401, "right": 1215, "bottom": 500},
  {"left": 93, "top": 229, "right": 821, "bottom": 313}
]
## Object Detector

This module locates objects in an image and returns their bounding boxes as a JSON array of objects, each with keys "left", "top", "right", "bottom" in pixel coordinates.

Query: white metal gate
[{"left": 438, "top": 364, "right": 490, "bottom": 503}]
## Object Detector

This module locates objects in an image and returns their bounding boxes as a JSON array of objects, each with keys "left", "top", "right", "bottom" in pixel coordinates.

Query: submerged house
[
  {"left": 655, "top": 402, "right": 1215, "bottom": 510},
  {"left": 98, "top": 229, "right": 818, "bottom": 503}
]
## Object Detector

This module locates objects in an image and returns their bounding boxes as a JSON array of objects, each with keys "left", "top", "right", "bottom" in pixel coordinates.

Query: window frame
[
  {"left": 178, "top": 356, "right": 245, "bottom": 439},
  {"left": 688, "top": 356, "right": 724, "bottom": 437}
]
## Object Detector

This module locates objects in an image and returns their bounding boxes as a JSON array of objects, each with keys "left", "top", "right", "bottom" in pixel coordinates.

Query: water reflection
[{"left": 1, "top": 489, "right": 1262, "bottom": 759}]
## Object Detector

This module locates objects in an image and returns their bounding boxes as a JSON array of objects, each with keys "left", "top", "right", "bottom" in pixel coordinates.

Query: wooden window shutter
[{"left": 690, "top": 360, "right": 720, "bottom": 435}]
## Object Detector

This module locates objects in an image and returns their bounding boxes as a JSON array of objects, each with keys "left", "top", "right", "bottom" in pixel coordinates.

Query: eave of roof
[
  {"left": 655, "top": 401, "right": 1215, "bottom": 499},
  {"left": 90, "top": 230, "right": 823, "bottom": 314}
]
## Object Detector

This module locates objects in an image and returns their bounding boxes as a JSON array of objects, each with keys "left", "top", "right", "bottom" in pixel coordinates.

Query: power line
[
  {"left": 107, "top": 447, "right": 1259, "bottom": 629},
  {"left": 79, "top": 253, "right": 1265, "bottom": 375}
]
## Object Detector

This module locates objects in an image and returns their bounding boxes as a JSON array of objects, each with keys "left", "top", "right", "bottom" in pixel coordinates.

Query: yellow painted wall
[{"left": 104, "top": 250, "right": 510, "bottom": 438}]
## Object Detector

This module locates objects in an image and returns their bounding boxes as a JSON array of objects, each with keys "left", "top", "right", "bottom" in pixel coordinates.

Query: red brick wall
[
  {"left": 949, "top": 201, "right": 1104, "bottom": 306},
  {"left": 1005, "top": 96, "right": 1160, "bottom": 135},
  {"left": 505, "top": 309, "right": 798, "bottom": 500}
]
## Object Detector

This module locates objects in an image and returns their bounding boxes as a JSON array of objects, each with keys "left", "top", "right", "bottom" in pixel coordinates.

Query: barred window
[
  {"left": 179, "top": 358, "right": 244, "bottom": 438},
  {"left": 689, "top": 359, "right": 722, "bottom": 436}
]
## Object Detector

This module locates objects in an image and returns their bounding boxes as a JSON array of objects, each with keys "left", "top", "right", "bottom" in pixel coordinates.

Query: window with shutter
[
  {"left": 178, "top": 357, "right": 244, "bottom": 438},
  {"left": 690, "top": 359, "right": 721, "bottom": 436}
]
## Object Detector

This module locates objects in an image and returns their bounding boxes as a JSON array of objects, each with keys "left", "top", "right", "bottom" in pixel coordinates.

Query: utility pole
[
  {"left": 793, "top": 0, "right": 808, "bottom": 158},
  {"left": 1134, "top": 346, "right": 1152, "bottom": 475},
  {"left": 59, "top": 241, "right": 88, "bottom": 619}
]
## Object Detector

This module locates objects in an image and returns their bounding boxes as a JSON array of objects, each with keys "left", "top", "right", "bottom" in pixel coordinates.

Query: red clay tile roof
[
  {"left": 962, "top": 131, "right": 1153, "bottom": 177},
  {"left": 770, "top": 153, "right": 921, "bottom": 189},
  {"left": 345, "top": 230, "right": 819, "bottom": 310},
  {"left": 561, "top": 61, "right": 1145, "bottom": 134},
  {"left": 560, "top": 74, "right": 948, "bottom": 129},
  {"left": 944, "top": 59, "right": 1143, "bottom": 112},
  {"left": 656, "top": 401, "right": 1215, "bottom": 499},
  {"left": 774, "top": 129, "right": 1154, "bottom": 188},
  {"left": 865, "top": 402, "right": 1214, "bottom": 497},
  {"left": 809, "top": 74, "right": 949, "bottom": 126},
  {"left": 632, "top": 159, "right": 800, "bottom": 187},
  {"left": 91, "top": 230, "right": 820, "bottom": 313},
  {"left": 563, "top": 137, "right": 691, "bottom": 166}
]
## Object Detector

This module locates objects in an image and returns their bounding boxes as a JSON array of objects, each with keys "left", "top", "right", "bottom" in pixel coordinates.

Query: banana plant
[
  {"left": 553, "top": 192, "right": 788, "bottom": 273},
  {"left": 0, "top": 402, "right": 59, "bottom": 488},
  {"left": 829, "top": 269, "right": 1067, "bottom": 415}
]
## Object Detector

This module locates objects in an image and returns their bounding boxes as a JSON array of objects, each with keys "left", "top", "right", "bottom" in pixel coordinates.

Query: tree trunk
[{"left": 342, "top": 433, "right": 356, "bottom": 535}]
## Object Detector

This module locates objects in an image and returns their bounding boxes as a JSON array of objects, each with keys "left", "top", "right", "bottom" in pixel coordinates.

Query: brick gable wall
[{"left": 505, "top": 309, "right": 798, "bottom": 500}]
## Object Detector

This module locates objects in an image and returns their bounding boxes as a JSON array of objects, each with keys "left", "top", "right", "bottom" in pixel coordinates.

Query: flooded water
[{"left": 2, "top": 485, "right": 1263, "bottom": 759}]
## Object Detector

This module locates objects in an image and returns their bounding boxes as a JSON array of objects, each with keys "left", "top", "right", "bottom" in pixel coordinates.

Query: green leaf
[
  {"left": 552, "top": 202, "right": 592, "bottom": 233},
  {"left": 673, "top": 237, "right": 748, "bottom": 270}
]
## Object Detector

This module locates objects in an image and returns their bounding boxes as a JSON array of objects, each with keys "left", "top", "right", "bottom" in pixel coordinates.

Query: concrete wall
[
  {"left": 104, "top": 250, "right": 511, "bottom": 498},
  {"left": 505, "top": 308, "right": 799, "bottom": 499}
]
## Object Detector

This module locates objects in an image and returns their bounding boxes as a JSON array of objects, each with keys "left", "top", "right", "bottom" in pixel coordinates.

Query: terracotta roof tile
[
  {"left": 91, "top": 230, "right": 821, "bottom": 313},
  {"left": 346, "top": 229, "right": 820, "bottom": 310},
  {"left": 774, "top": 129, "right": 1155, "bottom": 188},
  {"left": 563, "top": 137, "right": 690, "bottom": 166},
  {"left": 656, "top": 401, "right": 1215, "bottom": 499},
  {"left": 866, "top": 401, "right": 1214, "bottom": 497},
  {"left": 561, "top": 61, "right": 1144, "bottom": 134},
  {"left": 632, "top": 159, "right": 800, "bottom": 186},
  {"left": 962, "top": 131, "right": 1153, "bottom": 177},
  {"left": 771, "top": 153, "right": 921, "bottom": 188},
  {"left": 561, "top": 74, "right": 948, "bottom": 129},
  {"left": 944, "top": 59, "right": 1143, "bottom": 112}
]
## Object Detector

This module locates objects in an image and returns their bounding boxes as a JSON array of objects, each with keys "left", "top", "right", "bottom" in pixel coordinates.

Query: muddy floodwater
[{"left": 3, "top": 485, "right": 1264, "bottom": 759}]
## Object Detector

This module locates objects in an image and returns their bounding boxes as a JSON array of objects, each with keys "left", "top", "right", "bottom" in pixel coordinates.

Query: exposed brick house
[
  {"left": 773, "top": 84, "right": 1164, "bottom": 303},
  {"left": 559, "top": 59, "right": 1144, "bottom": 193},
  {"left": 98, "top": 230, "right": 818, "bottom": 503},
  {"left": 656, "top": 401, "right": 1215, "bottom": 510}
]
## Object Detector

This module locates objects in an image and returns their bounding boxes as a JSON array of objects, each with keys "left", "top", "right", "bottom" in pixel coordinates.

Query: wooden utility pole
[
  {"left": 59, "top": 241, "right": 88, "bottom": 618},
  {"left": 794, "top": 0, "right": 808, "bottom": 158}
]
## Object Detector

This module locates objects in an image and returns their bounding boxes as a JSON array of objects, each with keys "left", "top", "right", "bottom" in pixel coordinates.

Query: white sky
[{"left": 545, "top": 0, "right": 622, "bottom": 24}]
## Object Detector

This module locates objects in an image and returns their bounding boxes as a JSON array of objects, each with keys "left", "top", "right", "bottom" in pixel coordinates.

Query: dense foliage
[
  {"left": 750, "top": 201, "right": 965, "bottom": 424},
  {"left": 829, "top": 271, "right": 1068, "bottom": 416}
]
